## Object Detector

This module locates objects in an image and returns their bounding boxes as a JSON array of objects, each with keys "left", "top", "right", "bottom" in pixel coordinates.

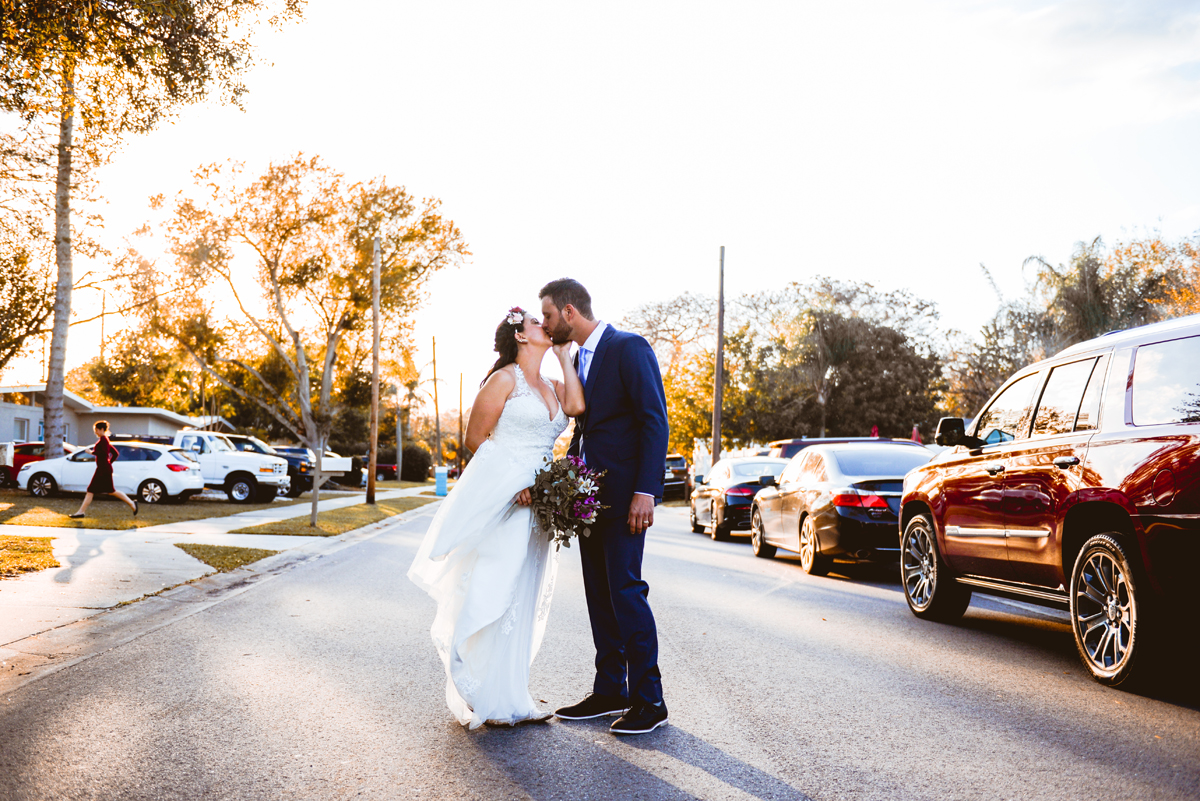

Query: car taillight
[
  {"left": 167, "top": 463, "right": 189, "bottom": 472},
  {"left": 832, "top": 491, "right": 889, "bottom": 508},
  {"left": 726, "top": 487, "right": 756, "bottom": 497}
]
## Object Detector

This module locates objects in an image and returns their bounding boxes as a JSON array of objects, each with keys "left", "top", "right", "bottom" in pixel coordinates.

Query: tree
[
  {"left": 0, "top": 0, "right": 303, "bottom": 457},
  {"left": 148, "top": 154, "right": 468, "bottom": 524},
  {"left": 0, "top": 248, "right": 52, "bottom": 373}
]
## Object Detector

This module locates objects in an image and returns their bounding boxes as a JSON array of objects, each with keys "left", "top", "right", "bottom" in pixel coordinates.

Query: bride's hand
[
  {"left": 514, "top": 487, "right": 532, "bottom": 506},
  {"left": 552, "top": 341, "right": 573, "bottom": 361}
]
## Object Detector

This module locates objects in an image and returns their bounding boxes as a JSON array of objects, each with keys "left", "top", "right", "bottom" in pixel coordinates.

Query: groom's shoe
[
  {"left": 610, "top": 702, "right": 668, "bottom": 735},
  {"left": 554, "top": 693, "right": 629, "bottom": 720}
]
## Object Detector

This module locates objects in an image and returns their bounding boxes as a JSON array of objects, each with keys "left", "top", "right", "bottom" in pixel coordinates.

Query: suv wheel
[
  {"left": 902, "top": 514, "right": 970, "bottom": 621},
  {"left": 29, "top": 472, "right": 56, "bottom": 498},
  {"left": 689, "top": 502, "right": 704, "bottom": 533},
  {"left": 226, "top": 475, "right": 256, "bottom": 504},
  {"left": 799, "top": 517, "right": 830, "bottom": 576},
  {"left": 751, "top": 508, "right": 776, "bottom": 559},
  {"left": 1070, "top": 534, "right": 1149, "bottom": 686},
  {"left": 138, "top": 479, "right": 167, "bottom": 504}
]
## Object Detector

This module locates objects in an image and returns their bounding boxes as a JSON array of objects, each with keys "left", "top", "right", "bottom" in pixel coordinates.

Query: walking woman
[{"left": 69, "top": 421, "right": 138, "bottom": 519}]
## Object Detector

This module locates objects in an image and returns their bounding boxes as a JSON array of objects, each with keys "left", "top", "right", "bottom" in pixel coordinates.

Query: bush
[{"left": 400, "top": 444, "right": 432, "bottom": 482}]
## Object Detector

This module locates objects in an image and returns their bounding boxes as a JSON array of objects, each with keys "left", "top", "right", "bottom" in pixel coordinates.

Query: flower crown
[{"left": 505, "top": 307, "right": 525, "bottom": 326}]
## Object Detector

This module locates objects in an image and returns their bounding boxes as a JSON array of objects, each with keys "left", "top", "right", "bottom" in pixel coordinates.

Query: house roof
[{"left": 0, "top": 385, "right": 221, "bottom": 428}]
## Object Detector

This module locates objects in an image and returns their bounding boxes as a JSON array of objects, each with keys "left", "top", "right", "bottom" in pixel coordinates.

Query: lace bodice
[{"left": 489, "top": 368, "right": 569, "bottom": 468}]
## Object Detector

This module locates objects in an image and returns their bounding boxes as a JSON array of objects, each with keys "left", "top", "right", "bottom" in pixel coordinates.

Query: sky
[{"left": 8, "top": 0, "right": 1200, "bottom": 411}]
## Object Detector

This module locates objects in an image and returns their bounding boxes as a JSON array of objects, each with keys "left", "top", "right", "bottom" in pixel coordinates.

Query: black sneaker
[
  {"left": 554, "top": 693, "right": 629, "bottom": 720},
  {"left": 610, "top": 703, "right": 668, "bottom": 735}
]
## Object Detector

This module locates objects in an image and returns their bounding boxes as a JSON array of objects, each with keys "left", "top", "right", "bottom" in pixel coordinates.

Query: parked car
[
  {"left": 900, "top": 313, "right": 1200, "bottom": 687},
  {"left": 767, "top": 437, "right": 927, "bottom": 460},
  {"left": 751, "top": 443, "right": 933, "bottom": 573},
  {"left": 664, "top": 454, "right": 688, "bottom": 500},
  {"left": 690, "top": 456, "right": 790, "bottom": 541},
  {"left": 172, "top": 430, "right": 290, "bottom": 503},
  {"left": 1, "top": 441, "right": 77, "bottom": 487},
  {"left": 19, "top": 441, "right": 204, "bottom": 504},
  {"left": 225, "top": 434, "right": 313, "bottom": 497}
]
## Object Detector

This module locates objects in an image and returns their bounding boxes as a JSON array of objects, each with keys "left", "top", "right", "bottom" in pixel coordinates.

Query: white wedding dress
[{"left": 408, "top": 368, "right": 569, "bottom": 728}]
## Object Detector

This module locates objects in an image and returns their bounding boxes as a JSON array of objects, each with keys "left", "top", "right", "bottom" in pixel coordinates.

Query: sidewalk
[{"left": 0, "top": 486, "right": 439, "bottom": 646}]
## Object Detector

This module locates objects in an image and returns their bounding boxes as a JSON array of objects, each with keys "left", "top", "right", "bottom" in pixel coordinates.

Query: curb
[{"left": 0, "top": 499, "right": 440, "bottom": 697}]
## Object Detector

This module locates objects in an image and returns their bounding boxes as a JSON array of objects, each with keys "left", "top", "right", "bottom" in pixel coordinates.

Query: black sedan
[
  {"left": 690, "top": 457, "right": 790, "bottom": 541},
  {"left": 750, "top": 443, "right": 932, "bottom": 574}
]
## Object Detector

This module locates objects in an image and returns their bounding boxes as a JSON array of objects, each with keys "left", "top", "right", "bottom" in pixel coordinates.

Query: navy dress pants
[{"left": 578, "top": 514, "right": 664, "bottom": 706}]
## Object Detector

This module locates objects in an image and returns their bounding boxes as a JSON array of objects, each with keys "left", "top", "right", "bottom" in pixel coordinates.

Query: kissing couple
[{"left": 407, "top": 277, "right": 671, "bottom": 735}]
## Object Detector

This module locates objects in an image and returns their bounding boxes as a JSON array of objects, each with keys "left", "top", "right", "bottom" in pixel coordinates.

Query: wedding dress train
[{"left": 408, "top": 369, "right": 569, "bottom": 729}]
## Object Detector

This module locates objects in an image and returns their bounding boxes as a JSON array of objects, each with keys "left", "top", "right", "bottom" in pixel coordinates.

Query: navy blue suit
[{"left": 569, "top": 325, "right": 669, "bottom": 706}]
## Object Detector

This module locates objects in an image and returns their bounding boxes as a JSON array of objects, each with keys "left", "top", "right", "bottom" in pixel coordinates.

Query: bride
[{"left": 408, "top": 306, "right": 584, "bottom": 728}]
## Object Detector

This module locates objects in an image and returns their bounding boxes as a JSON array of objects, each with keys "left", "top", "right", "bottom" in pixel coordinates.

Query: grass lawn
[
  {"left": 0, "top": 535, "right": 60, "bottom": 578},
  {"left": 175, "top": 542, "right": 280, "bottom": 572},
  {"left": 230, "top": 495, "right": 437, "bottom": 537},
  {"left": 0, "top": 487, "right": 308, "bottom": 531}
]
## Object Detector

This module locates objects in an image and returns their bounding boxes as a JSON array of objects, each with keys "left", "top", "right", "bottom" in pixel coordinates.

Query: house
[{"left": 0, "top": 384, "right": 231, "bottom": 445}]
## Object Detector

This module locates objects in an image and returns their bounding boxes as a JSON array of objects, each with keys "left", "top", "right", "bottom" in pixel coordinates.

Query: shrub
[{"left": 400, "top": 444, "right": 432, "bottom": 482}]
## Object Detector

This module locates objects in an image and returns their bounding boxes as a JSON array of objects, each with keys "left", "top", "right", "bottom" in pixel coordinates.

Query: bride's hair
[{"left": 481, "top": 307, "right": 526, "bottom": 386}]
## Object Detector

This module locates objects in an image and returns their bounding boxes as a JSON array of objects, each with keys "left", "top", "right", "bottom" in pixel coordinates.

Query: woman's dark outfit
[{"left": 87, "top": 435, "right": 117, "bottom": 494}]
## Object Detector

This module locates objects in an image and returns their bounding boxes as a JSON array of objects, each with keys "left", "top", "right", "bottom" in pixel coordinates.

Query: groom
[{"left": 539, "top": 278, "right": 670, "bottom": 735}]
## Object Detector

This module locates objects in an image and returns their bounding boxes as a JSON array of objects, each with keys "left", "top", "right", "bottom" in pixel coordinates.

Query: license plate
[{"left": 664, "top": 470, "right": 674, "bottom": 479}]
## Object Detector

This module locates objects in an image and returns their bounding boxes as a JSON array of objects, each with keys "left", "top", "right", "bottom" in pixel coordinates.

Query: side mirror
[
  {"left": 934, "top": 417, "right": 966, "bottom": 447},
  {"left": 759, "top": 474, "right": 778, "bottom": 487}
]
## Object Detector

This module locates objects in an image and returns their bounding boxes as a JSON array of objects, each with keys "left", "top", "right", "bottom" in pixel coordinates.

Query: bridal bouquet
[{"left": 531, "top": 456, "right": 607, "bottom": 549}]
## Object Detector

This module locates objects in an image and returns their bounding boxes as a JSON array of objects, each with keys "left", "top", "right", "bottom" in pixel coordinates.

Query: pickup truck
[
  {"left": 225, "top": 435, "right": 313, "bottom": 497},
  {"left": 169, "top": 430, "right": 290, "bottom": 503}
]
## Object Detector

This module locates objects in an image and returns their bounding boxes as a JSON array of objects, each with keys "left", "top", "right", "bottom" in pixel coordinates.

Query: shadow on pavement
[{"left": 468, "top": 717, "right": 811, "bottom": 801}]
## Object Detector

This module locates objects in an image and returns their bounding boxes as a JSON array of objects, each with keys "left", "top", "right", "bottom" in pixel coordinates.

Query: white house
[{"left": 0, "top": 384, "right": 231, "bottom": 445}]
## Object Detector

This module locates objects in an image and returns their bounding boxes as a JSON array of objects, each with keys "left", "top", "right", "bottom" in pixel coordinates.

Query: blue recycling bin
[{"left": 435, "top": 466, "right": 449, "bottom": 496}]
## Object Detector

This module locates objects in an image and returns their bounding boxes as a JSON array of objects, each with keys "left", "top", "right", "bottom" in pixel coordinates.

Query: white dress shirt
[{"left": 576, "top": 321, "right": 653, "bottom": 500}]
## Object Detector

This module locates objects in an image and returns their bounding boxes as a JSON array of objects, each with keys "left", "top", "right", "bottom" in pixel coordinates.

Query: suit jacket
[{"left": 569, "top": 326, "right": 670, "bottom": 518}]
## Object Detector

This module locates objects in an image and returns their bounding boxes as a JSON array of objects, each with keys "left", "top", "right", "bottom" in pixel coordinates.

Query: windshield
[
  {"left": 830, "top": 448, "right": 931, "bottom": 477},
  {"left": 666, "top": 457, "right": 686, "bottom": 469},
  {"left": 210, "top": 436, "right": 234, "bottom": 453},
  {"left": 240, "top": 437, "right": 275, "bottom": 455},
  {"left": 731, "top": 461, "right": 786, "bottom": 479}
]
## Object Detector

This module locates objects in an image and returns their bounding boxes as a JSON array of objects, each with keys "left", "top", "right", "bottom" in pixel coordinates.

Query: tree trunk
[
  {"left": 45, "top": 64, "right": 76, "bottom": 458},
  {"left": 396, "top": 392, "right": 403, "bottom": 482}
]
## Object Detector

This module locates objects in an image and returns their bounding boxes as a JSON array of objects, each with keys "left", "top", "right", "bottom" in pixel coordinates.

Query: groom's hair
[{"left": 539, "top": 278, "right": 594, "bottom": 320}]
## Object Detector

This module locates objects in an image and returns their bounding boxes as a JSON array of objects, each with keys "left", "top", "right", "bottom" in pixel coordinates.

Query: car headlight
[{"left": 19, "top": 464, "right": 31, "bottom": 472}]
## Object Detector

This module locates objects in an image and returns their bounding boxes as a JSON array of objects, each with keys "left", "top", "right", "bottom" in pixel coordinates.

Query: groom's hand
[
  {"left": 514, "top": 488, "right": 532, "bottom": 506},
  {"left": 628, "top": 493, "right": 655, "bottom": 534}
]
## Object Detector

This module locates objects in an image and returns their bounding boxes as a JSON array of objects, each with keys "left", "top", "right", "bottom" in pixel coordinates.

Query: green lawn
[
  {"left": 0, "top": 535, "right": 59, "bottom": 578},
  {"left": 229, "top": 496, "right": 437, "bottom": 537},
  {"left": 0, "top": 487, "right": 307, "bottom": 531},
  {"left": 175, "top": 543, "right": 281, "bottom": 572}
]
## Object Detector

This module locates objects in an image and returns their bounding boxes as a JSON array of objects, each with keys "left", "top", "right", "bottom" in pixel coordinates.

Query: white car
[{"left": 18, "top": 441, "right": 205, "bottom": 504}]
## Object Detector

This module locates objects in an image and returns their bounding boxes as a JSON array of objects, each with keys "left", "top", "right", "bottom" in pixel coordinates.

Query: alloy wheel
[
  {"left": 30, "top": 474, "right": 54, "bottom": 498},
  {"left": 903, "top": 523, "right": 937, "bottom": 610},
  {"left": 1073, "top": 547, "right": 1135, "bottom": 675},
  {"left": 799, "top": 520, "right": 816, "bottom": 571},
  {"left": 229, "top": 480, "right": 253, "bottom": 502},
  {"left": 140, "top": 479, "right": 166, "bottom": 504}
]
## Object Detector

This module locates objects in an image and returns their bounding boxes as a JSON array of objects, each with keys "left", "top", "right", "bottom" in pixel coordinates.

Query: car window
[
  {"left": 1074, "top": 354, "right": 1109, "bottom": 432},
  {"left": 666, "top": 457, "right": 686, "bottom": 469},
  {"left": 831, "top": 448, "right": 932, "bottom": 476},
  {"left": 114, "top": 445, "right": 140, "bottom": 461},
  {"left": 731, "top": 461, "right": 785, "bottom": 479},
  {"left": 181, "top": 435, "right": 206, "bottom": 454},
  {"left": 975, "top": 372, "right": 1041, "bottom": 445},
  {"left": 1031, "top": 358, "right": 1097, "bottom": 437},
  {"left": 212, "top": 436, "right": 234, "bottom": 453},
  {"left": 1132, "top": 335, "right": 1200, "bottom": 425},
  {"left": 780, "top": 455, "right": 805, "bottom": 484},
  {"left": 799, "top": 453, "right": 826, "bottom": 482}
]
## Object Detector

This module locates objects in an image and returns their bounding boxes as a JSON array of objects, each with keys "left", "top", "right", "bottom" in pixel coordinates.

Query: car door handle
[
  {"left": 1053, "top": 455, "right": 1080, "bottom": 469},
  {"left": 984, "top": 463, "right": 1005, "bottom": 476}
]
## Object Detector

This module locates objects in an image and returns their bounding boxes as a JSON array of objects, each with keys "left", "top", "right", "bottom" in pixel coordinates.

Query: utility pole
[
  {"left": 367, "top": 237, "right": 381, "bottom": 504},
  {"left": 711, "top": 245, "right": 725, "bottom": 465},
  {"left": 457, "top": 373, "right": 464, "bottom": 478},
  {"left": 396, "top": 383, "right": 404, "bottom": 483},
  {"left": 432, "top": 336, "right": 442, "bottom": 466}
]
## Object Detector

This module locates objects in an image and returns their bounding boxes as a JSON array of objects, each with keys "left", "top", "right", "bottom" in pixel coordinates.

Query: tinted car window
[
  {"left": 831, "top": 448, "right": 931, "bottom": 476},
  {"left": 779, "top": 455, "right": 804, "bottom": 484},
  {"left": 1132, "top": 335, "right": 1200, "bottom": 425},
  {"left": 800, "top": 454, "right": 826, "bottom": 482},
  {"left": 1074, "top": 354, "right": 1108, "bottom": 432},
  {"left": 1032, "top": 358, "right": 1097, "bottom": 436},
  {"left": 666, "top": 457, "right": 686, "bottom": 469},
  {"left": 114, "top": 445, "right": 140, "bottom": 461},
  {"left": 975, "top": 372, "right": 1041, "bottom": 445}
]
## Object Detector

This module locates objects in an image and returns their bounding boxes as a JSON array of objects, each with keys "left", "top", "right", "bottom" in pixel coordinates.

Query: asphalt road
[{"left": 1, "top": 504, "right": 1196, "bottom": 800}]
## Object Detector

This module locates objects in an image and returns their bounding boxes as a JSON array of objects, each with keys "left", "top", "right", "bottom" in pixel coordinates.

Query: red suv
[{"left": 900, "top": 313, "right": 1199, "bottom": 686}]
